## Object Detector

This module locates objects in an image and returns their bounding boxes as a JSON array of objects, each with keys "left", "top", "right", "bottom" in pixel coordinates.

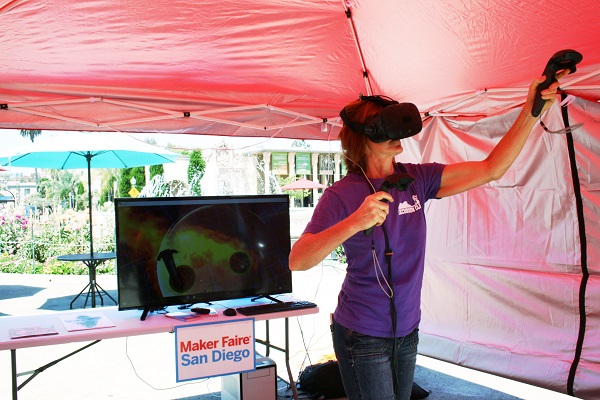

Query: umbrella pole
[{"left": 86, "top": 154, "right": 94, "bottom": 256}]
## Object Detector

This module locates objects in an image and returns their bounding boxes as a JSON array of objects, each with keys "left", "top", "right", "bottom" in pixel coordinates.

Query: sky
[
  {"left": 1, "top": 129, "right": 340, "bottom": 152},
  {"left": 2, "top": 129, "right": 33, "bottom": 151},
  {"left": 0, "top": 129, "right": 341, "bottom": 156},
  {"left": 1, "top": 129, "right": 262, "bottom": 153},
  {"left": 0, "top": 129, "right": 341, "bottom": 175},
  {"left": 0, "top": 129, "right": 259, "bottom": 175}
]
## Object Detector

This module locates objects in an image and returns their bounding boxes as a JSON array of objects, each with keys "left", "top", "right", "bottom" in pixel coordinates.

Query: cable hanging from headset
[
  {"left": 372, "top": 239, "right": 394, "bottom": 298},
  {"left": 349, "top": 154, "right": 396, "bottom": 299}
]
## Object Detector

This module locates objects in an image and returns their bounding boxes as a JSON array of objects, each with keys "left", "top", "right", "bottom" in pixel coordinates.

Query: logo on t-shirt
[{"left": 397, "top": 195, "right": 421, "bottom": 215}]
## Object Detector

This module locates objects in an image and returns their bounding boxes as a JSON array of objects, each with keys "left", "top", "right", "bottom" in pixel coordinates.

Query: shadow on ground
[
  {"left": 0, "top": 285, "right": 45, "bottom": 300},
  {"left": 39, "top": 290, "right": 118, "bottom": 311}
]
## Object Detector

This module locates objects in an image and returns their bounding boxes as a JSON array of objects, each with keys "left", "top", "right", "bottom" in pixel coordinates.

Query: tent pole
[
  {"left": 86, "top": 153, "right": 94, "bottom": 256},
  {"left": 343, "top": 3, "right": 373, "bottom": 95},
  {"left": 8, "top": 107, "right": 100, "bottom": 128}
]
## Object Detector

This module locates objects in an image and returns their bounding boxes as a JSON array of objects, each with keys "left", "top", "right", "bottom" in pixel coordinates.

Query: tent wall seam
[{"left": 563, "top": 93, "right": 589, "bottom": 397}]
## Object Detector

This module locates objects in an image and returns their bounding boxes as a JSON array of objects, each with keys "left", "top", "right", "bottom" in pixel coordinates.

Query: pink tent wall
[
  {"left": 1, "top": 1, "right": 599, "bottom": 397},
  {"left": 400, "top": 97, "right": 600, "bottom": 398}
]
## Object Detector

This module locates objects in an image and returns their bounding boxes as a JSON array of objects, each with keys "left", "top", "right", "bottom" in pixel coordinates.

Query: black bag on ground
[{"left": 299, "top": 360, "right": 346, "bottom": 399}]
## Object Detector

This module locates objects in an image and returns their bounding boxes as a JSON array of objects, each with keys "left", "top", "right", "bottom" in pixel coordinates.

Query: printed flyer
[{"left": 59, "top": 312, "right": 116, "bottom": 332}]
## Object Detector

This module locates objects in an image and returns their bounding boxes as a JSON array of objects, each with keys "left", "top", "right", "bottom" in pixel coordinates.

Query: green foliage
[
  {"left": 149, "top": 164, "right": 164, "bottom": 178},
  {"left": 291, "top": 140, "right": 311, "bottom": 149},
  {"left": 118, "top": 169, "right": 131, "bottom": 197},
  {"left": 132, "top": 167, "right": 146, "bottom": 188},
  {"left": 188, "top": 150, "right": 206, "bottom": 196},
  {"left": 145, "top": 164, "right": 169, "bottom": 196},
  {"left": 100, "top": 173, "right": 117, "bottom": 203},
  {"left": 333, "top": 245, "right": 346, "bottom": 263},
  {"left": 118, "top": 167, "right": 146, "bottom": 197},
  {"left": 37, "top": 177, "right": 49, "bottom": 197},
  {"left": 0, "top": 208, "right": 114, "bottom": 274},
  {"left": 278, "top": 175, "right": 311, "bottom": 203},
  {"left": 76, "top": 181, "right": 86, "bottom": 211},
  {"left": 35, "top": 170, "right": 82, "bottom": 209},
  {"left": 0, "top": 255, "right": 113, "bottom": 275}
]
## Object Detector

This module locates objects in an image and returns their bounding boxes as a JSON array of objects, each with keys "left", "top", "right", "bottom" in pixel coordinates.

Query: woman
[{"left": 289, "top": 72, "right": 568, "bottom": 400}]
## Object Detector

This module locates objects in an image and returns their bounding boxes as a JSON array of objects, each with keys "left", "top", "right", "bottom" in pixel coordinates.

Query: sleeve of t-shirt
[
  {"left": 403, "top": 162, "right": 446, "bottom": 201},
  {"left": 302, "top": 187, "right": 347, "bottom": 235}
]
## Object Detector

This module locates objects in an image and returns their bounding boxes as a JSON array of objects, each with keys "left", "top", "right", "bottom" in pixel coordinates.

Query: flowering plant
[
  {"left": 0, "top": 213, "right": 30, "bottom": 255},
  {"left": 1, "top": 207, "right": 114, "bottom": 269}
]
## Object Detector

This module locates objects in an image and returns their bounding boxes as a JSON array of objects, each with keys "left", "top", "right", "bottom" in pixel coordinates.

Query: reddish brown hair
[{"left": 338, "top": 99, "right": 384, "bottom": 173}]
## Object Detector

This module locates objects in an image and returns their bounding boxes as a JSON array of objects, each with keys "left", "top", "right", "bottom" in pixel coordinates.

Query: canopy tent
[{"left": 1, "top": 0, "right": 600, "bottom": 398}]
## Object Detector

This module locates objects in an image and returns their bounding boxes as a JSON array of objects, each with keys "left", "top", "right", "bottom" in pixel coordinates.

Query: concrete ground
[{"left": 0, "top": 265, "right": 579, "bottom": 400}]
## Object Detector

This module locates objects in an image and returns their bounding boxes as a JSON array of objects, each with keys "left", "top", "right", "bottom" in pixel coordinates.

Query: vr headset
[{"left": 339, "top": 94, "right": 422, "bottom": 143}]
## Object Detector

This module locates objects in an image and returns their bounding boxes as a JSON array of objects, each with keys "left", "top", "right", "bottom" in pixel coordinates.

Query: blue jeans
[{"left": 332, "top": 319, "right": 419, "bottom": 400}]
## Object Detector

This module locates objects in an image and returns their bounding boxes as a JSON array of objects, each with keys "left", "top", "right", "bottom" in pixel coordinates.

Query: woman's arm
[
  {"left": 437, "top": 72, "right": 568, "bottom": 198},
  {"left": 289, "top": 191, "right": 393, "bottom": 271}
]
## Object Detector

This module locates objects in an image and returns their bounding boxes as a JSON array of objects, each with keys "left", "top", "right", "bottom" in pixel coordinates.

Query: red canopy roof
[{"left": 0, "top": 0, "right": 598, "bottom": 139}]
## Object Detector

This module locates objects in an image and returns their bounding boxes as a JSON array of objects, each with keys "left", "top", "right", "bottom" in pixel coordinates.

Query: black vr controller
[
  {"left": 364, "top": 172, "right": 415, "bottom": 236},
  {"left": 531, "top": 49, "right": 582, "bottom": 117},
  {"left": 340, "top": 95, "right": 423, "bottom": 143}
]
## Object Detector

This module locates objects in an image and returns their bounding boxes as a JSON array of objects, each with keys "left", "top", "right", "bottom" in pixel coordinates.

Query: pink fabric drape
[{"left": 404, "top": 99, "right": 600, "bottom": 398}]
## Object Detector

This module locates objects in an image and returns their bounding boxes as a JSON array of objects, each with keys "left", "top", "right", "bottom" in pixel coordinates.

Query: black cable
[
  {"left": 364, "top": 171, "right": 400, "bottom": 398},
  {"left": 562, "top": 93, "right": 589, "bottom": 396},
  {"left": 381, "top": 223, "right": 399, "bottom": 399}
]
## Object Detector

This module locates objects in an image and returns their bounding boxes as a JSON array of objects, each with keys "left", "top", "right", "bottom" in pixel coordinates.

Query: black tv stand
[
  {"left": 140, "top": 307, "right": 163, "bottom": 321},
  {"left": 251, "top": 295, "right": 282, "bottom": 303}
]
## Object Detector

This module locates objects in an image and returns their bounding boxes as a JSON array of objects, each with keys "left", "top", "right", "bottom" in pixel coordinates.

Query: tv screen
[{"left": 114, "top": 194, "right": 292, "bottom": 316}]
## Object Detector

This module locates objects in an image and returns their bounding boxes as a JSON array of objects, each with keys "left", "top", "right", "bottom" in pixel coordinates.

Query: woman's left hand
[{"left": 525, "top": 69, "right": 571, "bottom": 116}]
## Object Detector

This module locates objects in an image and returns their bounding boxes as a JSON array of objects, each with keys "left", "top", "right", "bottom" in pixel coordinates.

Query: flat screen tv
[{"left": 114, "top": 194, "right": 292, "bottom": 319}]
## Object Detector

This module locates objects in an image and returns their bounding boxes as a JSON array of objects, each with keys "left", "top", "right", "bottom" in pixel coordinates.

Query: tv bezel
[{"left": 114, "top": 194, "right": 292, "bottom": 317}]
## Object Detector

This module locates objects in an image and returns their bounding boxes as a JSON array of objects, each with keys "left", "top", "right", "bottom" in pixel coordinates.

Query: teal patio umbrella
[{"left": 0, "top": 131, "right": 179, "bottom": 255}]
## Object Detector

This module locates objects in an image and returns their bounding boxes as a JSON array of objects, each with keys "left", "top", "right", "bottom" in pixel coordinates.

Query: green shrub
[
  {"left": 333, "top": 245, "right": 346, "bottom": 263},
  {"left": 0, "top": 208, "right": 115, "bottom": 275}
]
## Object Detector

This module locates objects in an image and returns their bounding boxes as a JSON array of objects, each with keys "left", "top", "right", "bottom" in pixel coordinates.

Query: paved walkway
[{"left": 0, "top": 270, "right": 577, "bottom": 400}]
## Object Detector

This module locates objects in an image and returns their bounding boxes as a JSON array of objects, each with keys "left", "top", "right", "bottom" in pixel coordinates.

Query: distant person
[{"left": 289, "top": 71, "right": 569, "bottom": 400}]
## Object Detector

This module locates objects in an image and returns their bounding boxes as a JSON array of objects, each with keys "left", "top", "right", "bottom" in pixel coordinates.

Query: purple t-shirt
[{"left": 303, "top": 162, "right": 445, "bottom": 338}]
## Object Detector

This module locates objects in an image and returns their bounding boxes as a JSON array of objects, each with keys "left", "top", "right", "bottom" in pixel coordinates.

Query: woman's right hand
[
  {"left": 351, "top": 191, "right": 394, "bottom": 231},
  {"left": 289, "top": 191, "right": 394, "bottom": 271}
]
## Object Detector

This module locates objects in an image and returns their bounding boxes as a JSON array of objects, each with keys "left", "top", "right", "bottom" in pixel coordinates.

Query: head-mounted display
[{"left": 339, "top": 94, "right": 422, "bottom": 143}]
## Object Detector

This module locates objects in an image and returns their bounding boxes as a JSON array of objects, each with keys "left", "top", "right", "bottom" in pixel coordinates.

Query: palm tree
[
  {"left": 20, "top": 129, "right": 42, "bottom": 142},
  {"left": 19, "top": 129, "right": 42, "bottom": 188},
  {"left": 40, "top": 170, "right": 82, "bottom": 210}
]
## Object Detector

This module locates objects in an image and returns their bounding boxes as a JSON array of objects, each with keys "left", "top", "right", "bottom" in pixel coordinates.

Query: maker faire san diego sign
[{"left": 174, "top": 319, "right": 255, "bottom": 382}]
